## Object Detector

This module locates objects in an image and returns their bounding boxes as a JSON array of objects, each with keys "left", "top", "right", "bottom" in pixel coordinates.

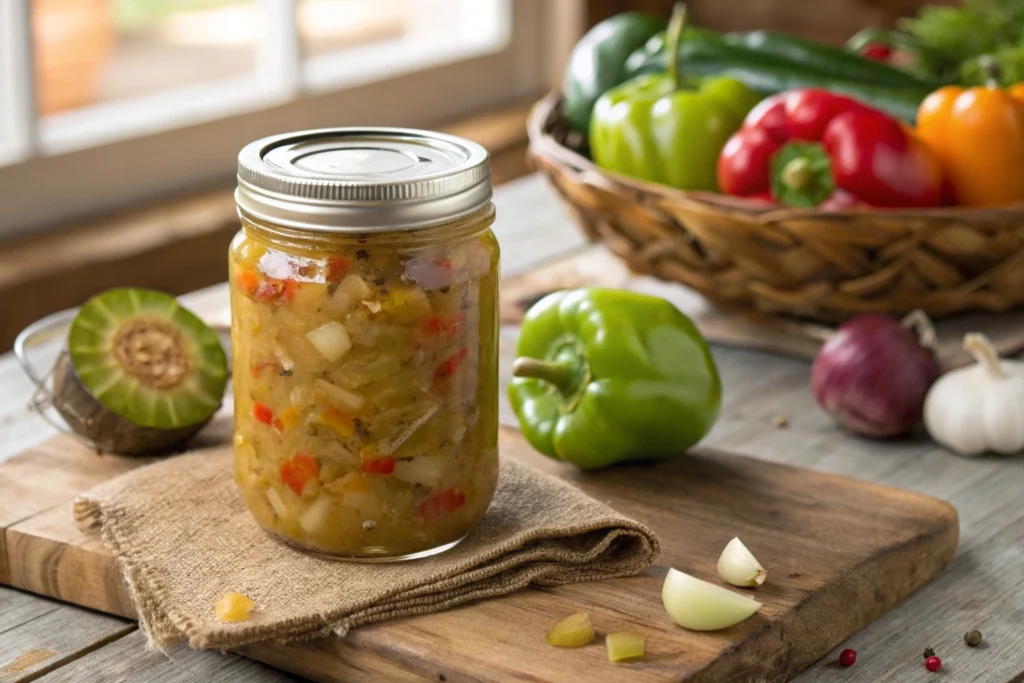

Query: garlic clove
[
  {"left": 717, "top": 537, "right": 767, "bottom": 587},
  {"left": 662, "top": 568, "right": 762, "bottom": 631}
]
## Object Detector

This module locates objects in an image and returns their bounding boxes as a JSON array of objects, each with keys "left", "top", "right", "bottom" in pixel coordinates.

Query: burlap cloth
[{"left": 73, "top": 444, "right": 659, "bottom": 651}]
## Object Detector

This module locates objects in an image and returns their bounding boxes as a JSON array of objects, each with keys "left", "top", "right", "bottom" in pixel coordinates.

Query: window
[{"left": 0, "top": 0, "right": 577, "bottom": 238}]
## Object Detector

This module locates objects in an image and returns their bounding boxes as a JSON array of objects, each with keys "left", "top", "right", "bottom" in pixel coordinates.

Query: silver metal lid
[{"left": 236, "top": 127, "right": 492, "bottom": 232}]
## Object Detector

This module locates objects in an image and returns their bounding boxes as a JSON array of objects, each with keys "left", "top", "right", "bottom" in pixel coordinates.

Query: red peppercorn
[
  {"left": 925, "top": 656, "right": 942, "bottom": 672},
  {"left": 839, "top": 649, "right": 857, "bottom": 667}
]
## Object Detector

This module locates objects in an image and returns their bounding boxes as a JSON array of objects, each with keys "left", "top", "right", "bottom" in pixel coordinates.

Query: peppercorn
[
  {"left": 965, "top": 629, "right": 982, "bottom": 647},
  {"left": 839, "top": 648, "right": 857, "bottom": 667},
  {"left": 923, "top": 646, "right": 935, "bottom": 659},
  {"left": 925, "top": 656, "right": 942, "bottom": 672}
]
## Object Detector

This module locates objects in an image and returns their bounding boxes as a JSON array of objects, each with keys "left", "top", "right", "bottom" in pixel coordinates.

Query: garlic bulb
[
  {"left": 717, "top": 537, "right": 767, "bottom": 587},
  {"left": 662, "top": 568, "right": 762, "bottom": 631},
  {"left": 924, "top": 333, "right": 1024, "bottom": 456}
]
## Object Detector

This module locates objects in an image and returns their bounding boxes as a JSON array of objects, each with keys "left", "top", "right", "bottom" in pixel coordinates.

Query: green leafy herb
[{"left": 898, "top": 0, "right": 1024, "bottom": 86}]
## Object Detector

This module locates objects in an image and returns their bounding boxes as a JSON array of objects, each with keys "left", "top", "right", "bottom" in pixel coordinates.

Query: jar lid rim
[{"left": 236, "top": 127, "right": 492, "bottom": 232}]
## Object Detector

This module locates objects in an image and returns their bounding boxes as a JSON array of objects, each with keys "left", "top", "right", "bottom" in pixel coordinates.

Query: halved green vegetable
[{"left": 53, "top": 288, "right": 228, "bottom": 456}]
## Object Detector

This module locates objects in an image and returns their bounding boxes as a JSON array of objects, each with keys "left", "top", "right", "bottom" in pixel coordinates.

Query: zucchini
[
  {"left": 723, "top": 31, "right": 939, "bottom": 90},
  {"left": 627, "top": 32, "right": 931, "bottom": 123}
]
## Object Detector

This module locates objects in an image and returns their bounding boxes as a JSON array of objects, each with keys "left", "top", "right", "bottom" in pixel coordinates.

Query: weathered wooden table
[{"left": 1, "top": 174, "right": 1020, "bottom": 683}]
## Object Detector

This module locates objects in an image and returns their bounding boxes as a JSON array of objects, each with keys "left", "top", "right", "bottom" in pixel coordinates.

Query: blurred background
[{"left": 0, "top": 0, "right": 940, "bottom": 350}]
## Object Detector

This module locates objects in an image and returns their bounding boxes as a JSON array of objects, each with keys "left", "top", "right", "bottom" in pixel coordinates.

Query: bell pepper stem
[
  {"left": 665, "top": 2, "right": 688, "bottom": 91},
  {"left": 771, "top": 141, "right": 836, "bottom": 208},
  {"left": 512, "top": 358, "right": 578, "bottom": 394},
  {"left": 781, "top": 158, "right": 812, "bottom": 191}
]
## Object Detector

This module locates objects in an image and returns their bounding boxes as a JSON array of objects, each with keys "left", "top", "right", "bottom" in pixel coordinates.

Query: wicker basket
[{"left": 527, "top": 91, "right": 1024, "bottom": 322}]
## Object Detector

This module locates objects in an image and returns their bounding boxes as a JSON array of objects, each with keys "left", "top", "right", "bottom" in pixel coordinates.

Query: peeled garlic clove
[
  {"left": 717, "top": 537, "right": 767, "bottom": 587},
  {"left": 662, "top": 568, "right": 762, "bottom": 631}
]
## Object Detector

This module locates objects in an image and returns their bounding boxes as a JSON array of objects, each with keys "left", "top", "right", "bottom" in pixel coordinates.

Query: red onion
[{"left": 810, "top": 311, "right": 940, "bottom": 438}]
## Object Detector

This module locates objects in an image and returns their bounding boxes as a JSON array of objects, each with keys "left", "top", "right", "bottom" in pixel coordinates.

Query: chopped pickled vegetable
[
  {"left": 326, "top": 257, "right": 352, "bottom": 282},
  {"left": 421, "top": 311, "right": 463, "bottom": 339},
  {"left": 215, "top": 592, "right": 254, "bottom": 622},
  {"left": 382, "top": 287, "right": 432, "bottom": 321},
  {"left": 254, "top": 278, "right": 297, "bottom": 303},
  {"left": 394, "top": 456, "right": 445, "bottom": 487},
  {"left": 606, "top": 632, "right": 644, "bottom": 663},
  {"left": 236, "top": 270, "right": 259, "bottom": 295},
  {"left": 434, "top": 348, "right": 469, "bottom": 387},
  {"left": 414, "top": 488, "right": 465, "bottom": 520},
  {"left": 299, "top": 495, "right": 333, "bottom": 534},
  {"left": 280, "top": 454, "right": 319, "bottom": 495},
  {"left": 320, "top": 406, "right": 355, "bottom": 438},
  {"left": 253, "top": 402, "right": 274, "bottom": 425},
  {"left": 378, "top": 403, "right": 438, "bottom": 455},
  {"left": 265, "top": 488, "right": 288, "bottom": 518},
  {"left": 306, "top": 322, "right": 352, "bottom": 362},
  {"left": 275, "top": 407, "right": 302, "bottom": 431},
  {"left": 315, "top": 379, "right": 365, "bottom": 411},
  {"left": 546, "top": 612, "right": 595, "bottom": 648},
  {"left": 361, "top": 457, "right": 397, "bottom": 474},
  {"left": 327, "top": 273, "right": 373, "bottom": 312},
  {"left": 251, "top": 358, "right": 282, "bottom": 378}
]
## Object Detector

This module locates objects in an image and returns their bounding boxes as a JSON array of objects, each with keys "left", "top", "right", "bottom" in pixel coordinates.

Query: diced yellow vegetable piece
[
  {"left": 547, "top": 612, "right": 595, "bottom": 648},
  {"left": 606, "top": 632, "right": 644, "bottom": 663},
  {"left": 337, "top": 472, "right": 371, "bottom": 493},
  {"left": 381, "top": 287, "right": 431, "bottom": 321},
  {"left": 277, "top": 407, "right": 301, "bottom": 430},
  {"left": 215, "top": 592, "right": 254, "bottom": 622},
  {"left": 320, "top": 406, "right": 355, "bottom": 438}
]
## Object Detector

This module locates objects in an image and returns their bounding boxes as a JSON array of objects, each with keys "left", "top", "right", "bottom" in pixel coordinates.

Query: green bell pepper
[
  {"left": 508, "top": 288, "right": 722, "bottom": 470},
  {"left": 589, "top": 5, "right": 760, "bottom": 191},
  {"left": 562, "top": 11, "right": 668, "bottom": 134}
]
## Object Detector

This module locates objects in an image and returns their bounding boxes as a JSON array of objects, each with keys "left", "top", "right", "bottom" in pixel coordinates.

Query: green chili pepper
[
  {"left": 588, "top": 4, "right": 760, "bottom": 191},
  {"left": 508, "top": 289, "right": 721, "bottom": 470}
]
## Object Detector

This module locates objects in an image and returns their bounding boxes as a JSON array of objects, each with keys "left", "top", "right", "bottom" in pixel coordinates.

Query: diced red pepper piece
[
  {"left": 420, "top": 311, "right": 464, "bottom": 339},
  {"left": 280, "top": 454, "right": 319, "bottom": 495},
  {"left": 326, "top": 257, "right": 352, "bottom": 282},
  {"left": 433, "top": 347, "right": 468, "bottom": 386},
  {"left": 433, "top": 258, "right": 452, "bottom": 269},
  {"left": 253, "top": 402, "right": 274, "bottom": 425},
  {"left": 254, "top": 278, "right": 298, "bottom": 303},
  {"left": 414, "top": 488, "right": 466, "bottom": 520},
  {"left": 250, "top": 359, "right": 283, "bottom": 378},
  {"left": 236, "top": 270, "right": 259, "bottom": 296},
  {"left": 361, "top": 457, "right": 397, "bottom": 475}
]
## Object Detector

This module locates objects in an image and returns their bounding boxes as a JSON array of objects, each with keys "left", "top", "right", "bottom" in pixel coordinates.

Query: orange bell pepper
[{"left": 917, "top": 85, "right": 1024, "bottom": 207}]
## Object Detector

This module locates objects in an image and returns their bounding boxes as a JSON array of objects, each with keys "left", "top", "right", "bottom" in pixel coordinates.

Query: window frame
[{"left": 0, "top": 0, "right": 580, "bottom": 239}]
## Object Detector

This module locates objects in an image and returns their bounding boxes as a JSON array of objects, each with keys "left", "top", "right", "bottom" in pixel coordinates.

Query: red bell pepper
[
  {"left": 717, "top": 89, "right": 944, "bottom": 209},
  {"left": 280, "top": 454, "right": 319, "bottom": 495}
]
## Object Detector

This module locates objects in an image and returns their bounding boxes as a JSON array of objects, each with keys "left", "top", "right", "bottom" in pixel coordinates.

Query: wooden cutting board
[
  {"left": 0, "top": 420, "right": 958, "bottom": 683},
  {"left": 504, "top": 246, "right": 1024, "bottom": 372}
]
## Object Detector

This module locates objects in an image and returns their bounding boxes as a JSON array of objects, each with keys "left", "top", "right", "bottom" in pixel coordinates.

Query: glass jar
[{"left": 230, "top": 128, "right": 499, "bottom": 561}]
